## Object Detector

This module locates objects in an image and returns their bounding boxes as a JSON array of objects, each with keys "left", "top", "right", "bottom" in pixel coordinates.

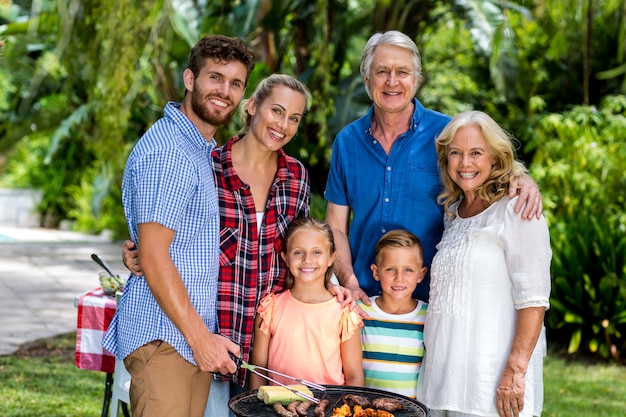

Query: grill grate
[{"left": 229, "top": 385, "right": 428, "bottom": 417}]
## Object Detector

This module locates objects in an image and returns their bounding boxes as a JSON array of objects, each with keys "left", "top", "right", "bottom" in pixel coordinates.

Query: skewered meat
[
  {"left": 342, "top": 393, "right": 370, "bottom": 408},
  {"left": 372, "top": 397, "right": 403, "bottom": 412},
  {"left": 315, "top": 399, "right": 330, "bottom": 417},
  {"left": 273, "top": 402, "right": 297, "bottom": 417},
  {"left": 296, "top": 399, "right": 314, "bottom": 416},
  {"left": 287, "top": 400, "right": 301, "bottom": 415}
]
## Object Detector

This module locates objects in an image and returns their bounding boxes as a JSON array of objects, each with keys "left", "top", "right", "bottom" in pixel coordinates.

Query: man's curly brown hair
[{"left": 187, "top": 35, "right": 255, "bottom": 85}]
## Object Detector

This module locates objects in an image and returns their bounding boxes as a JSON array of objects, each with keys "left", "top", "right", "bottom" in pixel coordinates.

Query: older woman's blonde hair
[{"left": 436, "top": 110, "right": 528, "bottom": 218}]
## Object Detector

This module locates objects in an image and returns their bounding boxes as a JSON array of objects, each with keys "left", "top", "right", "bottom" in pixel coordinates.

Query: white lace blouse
[{"left": 416, "top": 196, "right": 551, "bottom": 417}]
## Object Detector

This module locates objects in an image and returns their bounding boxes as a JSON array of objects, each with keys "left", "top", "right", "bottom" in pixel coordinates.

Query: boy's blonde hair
[{"left": 374, "top": 229, "right": 424, "bottom": 266}]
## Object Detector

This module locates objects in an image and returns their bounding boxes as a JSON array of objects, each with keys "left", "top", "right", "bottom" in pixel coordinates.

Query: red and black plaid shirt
[{"left": 212, "top": 135, "right": 310, "bottom": 385}]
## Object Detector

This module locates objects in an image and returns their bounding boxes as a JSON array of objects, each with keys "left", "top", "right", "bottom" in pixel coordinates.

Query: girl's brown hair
[{"left": 282, "top": 217, "right": 336, "bottom": 290}]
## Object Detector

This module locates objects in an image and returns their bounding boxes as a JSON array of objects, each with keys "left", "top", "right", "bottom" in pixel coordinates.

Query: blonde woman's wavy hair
[
  {"left": 436, "top": 110, "right": 528, "bottom": 218},
  {"left": 240, "top": 73, "right": 311, "bottom": 131}
]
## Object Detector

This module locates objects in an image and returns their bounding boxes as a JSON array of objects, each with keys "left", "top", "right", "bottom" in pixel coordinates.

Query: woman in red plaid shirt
[
  {"left": 208, "top": 74, "right": 313, "bottom": 406},
  {"left": 124, "top": 74, "right": 353, "bottom": 416}
]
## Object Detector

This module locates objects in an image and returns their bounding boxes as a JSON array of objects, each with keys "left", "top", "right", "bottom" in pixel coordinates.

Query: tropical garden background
[{"left": 1, "top": 0, "right": 625, "bottom": 365}]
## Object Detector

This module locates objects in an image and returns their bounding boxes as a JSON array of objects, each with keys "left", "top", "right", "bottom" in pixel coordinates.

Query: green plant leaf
[
  {"left": 168, "top": 0, "right": 200, "bottom": 48},
  {"left": 568, "top": 329, "right": 581, "bottom": 354},
  {"left": 564, "top": 312, "right": 583, "bottom": 324}
]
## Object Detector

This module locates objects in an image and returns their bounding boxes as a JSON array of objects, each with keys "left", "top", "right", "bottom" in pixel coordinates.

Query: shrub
[{"left": 528, "top": 95, "right": 626, "bottom": 363}]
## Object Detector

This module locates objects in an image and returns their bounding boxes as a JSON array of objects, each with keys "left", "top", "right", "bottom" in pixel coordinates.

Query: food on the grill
[
  {"left": 351, "top": 405, "right": 369, "bottom": 417},
  {"left": 352, "top": 405, "right": 397, "bottom": 417},
  {"left": 339, "top": 394, "right": 402, "bottom": 416},
  {"left": 353, "top": 405, "right": 367, "bottom": 417},
  {"left": 342, "top": 393, "right": 370, "bottom": 407},
  {"left": 296, "top": 399, "right": 314, "bottom": 416},
  {"left": 372, "top": 397, "right": 403, "bottom": 412},
  {"left": 315, "top": 398, "right": 331, "bottom": 417},
  {"left": 273, "top": 401, "right": 297, "bottom": 417},
  {"left": 330, "top": 403, "right": 351, "bottom": 416},
  {"left": 287, "top": 400, "right": 301, "bottom": 415},
  {"left": 257, "top": 385, "right": 314, "bottom": 405},
  {"left": 334, "top": 400, "right": 402, "bottom": 417},
  {"left": 255, "top": 388, "right": 405, "bottom": 416}
]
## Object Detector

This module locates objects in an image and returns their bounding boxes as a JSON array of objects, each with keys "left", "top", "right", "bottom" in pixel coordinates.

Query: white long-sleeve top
[{"left": 416, "top": 196, "right": 551, "bottom": 417}]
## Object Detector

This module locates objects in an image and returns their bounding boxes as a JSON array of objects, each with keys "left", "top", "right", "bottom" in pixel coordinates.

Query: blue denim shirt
[{"left": 324, "top": 98, "right": 451, "bottom": 301}]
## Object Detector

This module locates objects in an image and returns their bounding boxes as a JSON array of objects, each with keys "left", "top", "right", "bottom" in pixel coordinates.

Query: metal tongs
[{"left": 233, "top": 356, "right": 324, "bottom": 404}]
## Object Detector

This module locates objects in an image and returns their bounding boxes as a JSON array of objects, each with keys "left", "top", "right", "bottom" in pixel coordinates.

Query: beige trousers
[{"left": 124, "top": 340, "right": 212, "bottom": 417}]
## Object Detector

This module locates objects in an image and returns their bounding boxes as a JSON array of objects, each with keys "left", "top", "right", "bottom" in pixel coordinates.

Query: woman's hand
[
  {"left": 496, "top": 368, "right": 526, "bottom": 417},
  {"left": 122, "top": 239, "right": 143, "bottom": 275},
  {"left": 496, "top": 307, "right": 545, "bottom": 417}
]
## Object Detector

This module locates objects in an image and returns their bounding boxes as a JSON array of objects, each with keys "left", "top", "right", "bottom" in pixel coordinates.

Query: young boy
[{"left": 359, "top": 229, "right": 428, "bottom": 399}]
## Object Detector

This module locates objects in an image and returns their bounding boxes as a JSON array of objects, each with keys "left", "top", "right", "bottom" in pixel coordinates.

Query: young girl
[{"left": 249, "top": 217, "right": 364, "bottom": 389}]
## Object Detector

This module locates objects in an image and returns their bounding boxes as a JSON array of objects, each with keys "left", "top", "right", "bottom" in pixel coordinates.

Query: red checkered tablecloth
[{"left": 75, "top": 288, "right": 117, "bottom": 373}]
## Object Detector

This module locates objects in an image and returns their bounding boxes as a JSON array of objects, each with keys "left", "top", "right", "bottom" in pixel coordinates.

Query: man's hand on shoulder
[
  {"left": 510, "top": 174, "right": 543, "bottom": 220},
  {"left": 329, "top": 284, "right": 369, "bottom": 320},
  {"left": 345, "top": 283, "right": 371, "bottom": 307}
]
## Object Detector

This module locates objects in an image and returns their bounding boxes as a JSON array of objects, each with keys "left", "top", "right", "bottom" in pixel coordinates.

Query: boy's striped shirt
[{"left": 359, "top": 296, "right": 428, "bottom": 398}]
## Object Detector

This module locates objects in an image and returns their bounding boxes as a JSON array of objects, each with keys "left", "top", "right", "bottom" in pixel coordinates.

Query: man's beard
[{"left": 190, "top": 89, "right": 237, "bottom": 127}]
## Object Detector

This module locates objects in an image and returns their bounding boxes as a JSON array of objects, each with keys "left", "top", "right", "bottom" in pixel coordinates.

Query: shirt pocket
[
  {"left": 219, "top": 227, "right": 239, "bottom": 267},
  {"left": 403, "top": 163, "right": 441, "bottom": 201},
  {"left": 269, "top": 213, "right": 290, "bottom": 255}
]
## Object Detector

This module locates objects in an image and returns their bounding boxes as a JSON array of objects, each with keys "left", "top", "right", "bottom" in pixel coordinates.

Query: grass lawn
[
  {"left": 542, "top": 352, "right": 626, "bottom": 416},
  {"left": 0, "top": 333, "right": 103, "bottom": 416},
  {"left": 1, "top": 333, "right": 625, "bottom": 416}
]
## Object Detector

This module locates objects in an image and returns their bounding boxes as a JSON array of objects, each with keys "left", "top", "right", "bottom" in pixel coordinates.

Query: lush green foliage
[
  {"left": 0, "top": 0, "right": 169, "bottom": 230},
  {"left": 528, "top": 96, "right": 626, "bottom": 363},
  {"left": 2, "top": 0, "right": 625, "bottom": 231},
  {"left": 2, "top": 0, "right": 626, "bottom": 365}
]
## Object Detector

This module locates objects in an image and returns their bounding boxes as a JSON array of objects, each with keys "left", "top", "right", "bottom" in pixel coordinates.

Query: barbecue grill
[{"left": 229, "top": 385, "right": 428, "bottom": 416}]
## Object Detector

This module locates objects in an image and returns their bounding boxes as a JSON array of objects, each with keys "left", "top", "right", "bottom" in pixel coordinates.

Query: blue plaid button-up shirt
[{"left": 103, "top": 102, "right": 220, "bottom": 365}]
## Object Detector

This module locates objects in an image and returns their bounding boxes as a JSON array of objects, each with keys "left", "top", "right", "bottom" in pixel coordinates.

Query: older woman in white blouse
[{"left": 416, "top": 110, "right": 551, "bottom": 417}]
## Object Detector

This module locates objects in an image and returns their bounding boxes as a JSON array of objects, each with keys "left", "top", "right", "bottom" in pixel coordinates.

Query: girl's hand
[{"left": 329, "top": 284, "right": 369, "bottom": 320}]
